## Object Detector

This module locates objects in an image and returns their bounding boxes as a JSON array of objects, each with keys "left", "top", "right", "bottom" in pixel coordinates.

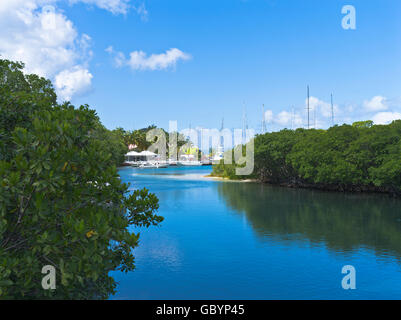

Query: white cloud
[
  {"left": 276, "top": 111, "right": 303, "bottom": 128},
  {"left": 301, "top": 96, "right": 342, "bottom": 128},
  {"left": 105, "top": 46, "right": 126, "bottom": 67},
  {"left": 68, "top": 0, "right": 131, "bottom": 15},
  {"left": 264, "top": 110, "right": 273, "bottom": 123},
  {"left": 0, "top": 0, "right": 132, "bottom": 15},
  {"left": 54, "top": 66, "right": 93, "bottom": 101},
  {"left": 134, "top": 3, "right": 148, "bottom": 21},
  {"left": 307, "top": 96, "right": 339, "bottom": 119},
  {"left": 108, "top": 48, "right": 191, "bottom": 71},
  {"left": 363, "top": 96, "right": 388, "bottom": 112},
  {"left": 275, "top": 111, "right": 293, "bottom": 126},
  {"left": 263, "top": 94, "right": 401, "bottom": 131},
  {"left": 0, "top": 0, "right": 146, "bottom": 100},
  {"left": 105, "top": 46, "right": 113, "bottom": 54},
  {"left": 372, "top": 112, "right": 401, "bottom": 125},
  {"left": 265, "top": 109, "right": 303, "bottom": 129},
  {"left": 0, "top": 0, "right": 95, "bottom": 101}
]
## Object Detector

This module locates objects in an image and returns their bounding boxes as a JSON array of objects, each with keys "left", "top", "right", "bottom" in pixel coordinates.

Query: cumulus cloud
[
  {"left": 372, "top": 112, "right": 401, "bottom": 125},
  {"left": 264, "top": 110, "right": 273, "bottom": 123},
  {"left": 307, "top": 96, "right": 339, "bottom": 119},
  {"left": 107, "top": 47, "right": 191, "bottom": 71},
  {"left": 0, "top": 0, "right": 144, "bottom": 101},
  {"left": 0, "top": 0, "right": 96, "bottom": 101},
  {"left": 278, "top": 111, "right": 303, "bottom": 128},
  {"left": 54, "top": 66, "right": 93, "bottom": 101},
  {"left": 263, "top": 94, "right": 400, "bottom": 131},
  {"left": 265, "top": 109, "right": 303, "bottom": 129},
  {"left": 276, "top": 111, "right": 292, "bottom": 126},
  {"left": 68, "top": 0, "right": 131, "bottom": 15},
  {"left": 363, "top": 96, "right": 388, "bottom": 112},
  {"left": 298, "top": 96, "right": 338, "bottom": 128}
]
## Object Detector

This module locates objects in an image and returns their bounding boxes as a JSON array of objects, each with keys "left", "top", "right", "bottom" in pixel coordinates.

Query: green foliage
[
  {"left": 212, "top": 162, "right": 239, "bottom": 180},
  {"left": 218, "top": 181, "right": 401, "bottom": 257},
  {"left": 95, "top": 125, "right": 128, "bottom": 167},
  {"left": 213, "top": 122, "right": 401, "bottom": 195},
  {"left": 0, "top": 59, "right": 163, "bottom": 299},
  {"left": 212, "top": 146, "right": 253, "bottom": 180},
  {"left": 117, "top": 126, "right": 189, "bottom": 156},
  {"left": 352, "top": 120, "right": 373, "bottom": 128}
]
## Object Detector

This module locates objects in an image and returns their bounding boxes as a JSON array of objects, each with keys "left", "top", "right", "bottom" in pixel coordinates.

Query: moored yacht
[
  {"left": 139, "top": 161, "right": 169, "bottom": 168},
  {"left": 178, "top": 160, "right": 202, "bottom": 166}
]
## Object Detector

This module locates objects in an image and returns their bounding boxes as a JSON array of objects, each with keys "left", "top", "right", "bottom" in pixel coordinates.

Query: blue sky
[{"left": 1, "top": 0, "right": 401, "bottom": 132}]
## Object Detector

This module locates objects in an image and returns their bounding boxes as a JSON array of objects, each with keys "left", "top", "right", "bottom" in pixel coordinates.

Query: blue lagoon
[{"left": 112, "top": 166, "right": 401, "bottom": 300}]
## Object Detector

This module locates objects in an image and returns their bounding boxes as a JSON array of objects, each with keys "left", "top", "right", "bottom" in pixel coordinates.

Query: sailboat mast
[
  {"left": 220, "top": 117, "right": 224, "bottom": 153},
  {"left": 314, "top": 101, "right": 316, "bottom": 129},
  {"left": 242, "top": 101, "right": 246, "bottom": 144},
  {"left": 331, "top": 93, "right": 334, "bottom": 126},
  {"left": 262, "top": 104, "right": 266, "bottom": 134},
  {"left": 307, "top": 85, "right": 310, "bottom": 129},
  {"left": 291, "top": 106, "right": 295, "bottom": 130}
]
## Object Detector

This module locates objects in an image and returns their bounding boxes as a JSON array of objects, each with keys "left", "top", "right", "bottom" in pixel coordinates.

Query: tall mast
[
  {"left": 220, "top": 118, "right": 224, "bottom": 153},
  {"left": 331, "top": 93, "right": 334, "bottom": 126},
  {"left": 314, "top": 100, "right": 316, "bottom": 129},
  {"left": 242, "top": 101, "right": 246, "bottom": 144},
  {"left": 262, "top": 104, "right": 266, "bottom": 134},
  {"left": 307, "top": 85, "right": 310, "bottom": 129},
  {"left": 291, "top": 106, "right": 295, "bottom": 130},
  {"left": 245, "top": 103, "right": 248, "bottom": 131}
]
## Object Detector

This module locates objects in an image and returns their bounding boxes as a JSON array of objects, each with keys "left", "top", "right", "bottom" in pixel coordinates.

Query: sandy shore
[{"left": 203, "top": 175, "right": 257, "bottom": 183}]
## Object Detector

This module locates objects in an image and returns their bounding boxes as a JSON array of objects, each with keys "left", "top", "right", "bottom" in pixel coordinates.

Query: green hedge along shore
[{"left": 212, "top": 120, "right": 401, "bottom": 196}]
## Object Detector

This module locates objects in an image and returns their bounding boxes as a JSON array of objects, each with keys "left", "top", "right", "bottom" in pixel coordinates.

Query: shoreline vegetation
[
  {"left": 204, "top": 174, "right": 257, "bottom": 183},
  {"left": 0, "top": 59, "right": 163, "bottom": 299},
  {"left": 211, "top": 120, "right": 401, "bottom": 197}
]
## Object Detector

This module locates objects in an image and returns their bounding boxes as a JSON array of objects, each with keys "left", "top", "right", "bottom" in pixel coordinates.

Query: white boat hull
[
  {"left": 178, "top": 161, "right": 202, "bottom": 166},
  {"left": 139, "top": 162, "right": 169, "bottom": 168}
]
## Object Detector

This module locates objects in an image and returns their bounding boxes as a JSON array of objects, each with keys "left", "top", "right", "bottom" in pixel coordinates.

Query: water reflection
[
  {"left": 134, "top": 233, "right": 182, "bottom": 270},
  {"left": 218, "top": 182, "right": 401, "bottom": 260}
]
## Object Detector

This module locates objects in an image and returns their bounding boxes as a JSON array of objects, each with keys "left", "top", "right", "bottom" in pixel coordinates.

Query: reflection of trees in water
[{"left": 217, "top": 182, "right": 401, "bottom": 259}]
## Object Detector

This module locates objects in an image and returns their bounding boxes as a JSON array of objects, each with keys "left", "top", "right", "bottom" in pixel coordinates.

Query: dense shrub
[
  {"left": 212, "top": 121, "right": 401, "bottom": 195},
  {"left": 0, "top": 59, "right": 163, "bottom": 299}
]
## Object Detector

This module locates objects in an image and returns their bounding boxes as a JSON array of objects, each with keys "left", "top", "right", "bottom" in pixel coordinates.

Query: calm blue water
[{"left": 111, "top": 166, "right": 401, "bottom": 300}]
